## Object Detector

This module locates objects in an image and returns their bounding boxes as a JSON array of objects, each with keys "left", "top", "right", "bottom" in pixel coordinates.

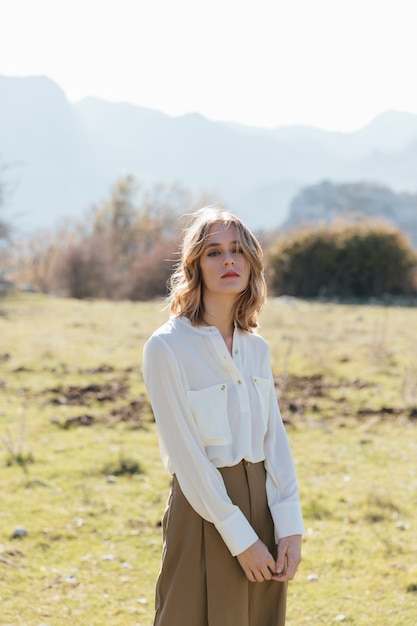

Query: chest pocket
[
  {"left": 187, "top": 383, "right": 232, "bottom": 446},
  {"left": 252, "top": 376, "right": 271, "bottom": 427}
]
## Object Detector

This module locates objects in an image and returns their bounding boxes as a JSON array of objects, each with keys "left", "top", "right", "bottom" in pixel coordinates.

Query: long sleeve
[
  {"left": 143, "top": 334, "right": 258, "bottom": 556},
  {"left": 263, "top": 364, "right": 305, "bottom": 540}
]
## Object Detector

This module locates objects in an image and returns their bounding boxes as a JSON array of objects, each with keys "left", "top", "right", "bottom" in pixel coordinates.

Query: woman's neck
[{"left": 203, "top": 298, "right": 235, "bottom": 354}]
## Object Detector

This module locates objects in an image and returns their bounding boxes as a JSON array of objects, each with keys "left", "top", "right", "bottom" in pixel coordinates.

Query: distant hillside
[
  {"left": 283, "top": 181, "right": 417, "bottom": 247},
  {"left": 1, "top": 75, "right": 417, "bottom": 234}
]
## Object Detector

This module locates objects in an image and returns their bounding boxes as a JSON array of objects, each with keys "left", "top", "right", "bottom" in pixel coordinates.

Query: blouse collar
[{"left": 175, "top": 315, "right": 237, "bottom": 336}]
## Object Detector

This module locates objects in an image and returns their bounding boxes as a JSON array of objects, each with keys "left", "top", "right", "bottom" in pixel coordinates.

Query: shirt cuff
[
  {"left": 215, "top": 508, "right": 259, "bottom": 556},
  {"left": 270, "top": 501, "right": 305, "bottom": 542}
]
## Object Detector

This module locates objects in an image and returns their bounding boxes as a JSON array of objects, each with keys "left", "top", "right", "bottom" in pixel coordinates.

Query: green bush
[{"left": 267, "top": 221, "right": 417, "bottom": 298}]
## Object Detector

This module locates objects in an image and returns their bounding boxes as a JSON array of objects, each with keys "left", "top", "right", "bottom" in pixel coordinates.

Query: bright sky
[{"left": 1, "top": 0, "right": 417, "bottom": 132}]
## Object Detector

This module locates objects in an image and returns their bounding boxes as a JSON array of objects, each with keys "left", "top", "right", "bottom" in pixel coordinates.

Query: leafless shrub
[
  {"left": 121, "top": 238, "right": 178, "bottom": 301},
  {"left": 50, "top": 235, "right": 117, "bottom": 298}
]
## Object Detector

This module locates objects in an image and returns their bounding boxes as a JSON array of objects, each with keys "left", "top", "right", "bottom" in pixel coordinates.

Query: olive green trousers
[{"left": 153, "top": 460, "right": 287, "bottom": 626}]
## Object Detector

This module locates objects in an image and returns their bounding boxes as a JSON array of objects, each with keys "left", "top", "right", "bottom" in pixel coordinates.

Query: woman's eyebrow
[{"left": 206, "top": 240, "right": 239, "bottom": 248}]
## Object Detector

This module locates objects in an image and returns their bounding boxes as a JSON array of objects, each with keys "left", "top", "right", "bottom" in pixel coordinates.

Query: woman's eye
[
  {"left": 233, "top": 247, "right": 244, "bottom": 254},
  {"left": 207, "top": 250, "right": 220, "bottom": 257}
]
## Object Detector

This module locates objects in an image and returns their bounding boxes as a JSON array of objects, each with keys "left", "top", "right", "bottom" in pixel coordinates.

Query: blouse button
[
  {"left": 237, "top": 379, "right": 242, "bottom": 385},
  {"left": 221, "top": 384, "right": 226, "bottom": 390}
]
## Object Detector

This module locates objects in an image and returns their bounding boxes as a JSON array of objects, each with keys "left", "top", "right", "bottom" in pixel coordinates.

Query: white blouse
[{"left": 142, "top": 316, "right": 304, "bottom": 556}]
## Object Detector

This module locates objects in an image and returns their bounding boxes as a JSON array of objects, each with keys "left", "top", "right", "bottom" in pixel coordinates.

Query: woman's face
[{"left": 199, "top": 223, "right": 250, "bottom": 298}]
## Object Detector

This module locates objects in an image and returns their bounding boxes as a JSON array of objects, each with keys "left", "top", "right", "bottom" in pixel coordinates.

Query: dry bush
[
  {"left": 7, "top": 225, "right": 77, "bottom": 292},
  {"left": 50, "top": 235, "right": 118, "bottom": 299},
  {"left": 6, "top": 175, "right": 217, "bottom": 300},
  {"left": 121, "top": 237, "right": 179, "bottom": 301}
]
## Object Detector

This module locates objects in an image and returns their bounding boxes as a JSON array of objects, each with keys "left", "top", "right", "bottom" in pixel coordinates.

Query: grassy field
[{"left": 0, "top": 292, "right": 416, "bottom": 626}]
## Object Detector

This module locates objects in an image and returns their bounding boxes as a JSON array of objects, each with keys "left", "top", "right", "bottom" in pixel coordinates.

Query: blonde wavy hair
[{"left": 168, "top": 205, "right": 266, "bottom": 332}]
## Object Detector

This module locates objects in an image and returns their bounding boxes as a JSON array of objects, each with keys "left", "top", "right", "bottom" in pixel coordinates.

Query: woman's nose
[{"left": 223, "top": 252, "right": 234, "bottom": 264}]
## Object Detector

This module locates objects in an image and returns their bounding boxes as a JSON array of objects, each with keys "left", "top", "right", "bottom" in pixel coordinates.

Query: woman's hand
[
  {"left": 272, "top": 534, "right": 302, "bottom": 581},
  {"left": 236, "top": 539, "right": 277, "bottom": 582},
  {"left": 237, "top": 535, "right": 302, "bottom": 582}
]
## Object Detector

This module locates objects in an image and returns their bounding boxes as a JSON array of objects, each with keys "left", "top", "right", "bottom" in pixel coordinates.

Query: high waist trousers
[{"left": 153, "top": 460, "right": 287, "bottom": 626}]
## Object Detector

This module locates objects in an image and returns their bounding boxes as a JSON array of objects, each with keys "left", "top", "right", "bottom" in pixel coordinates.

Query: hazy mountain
[
  {"left": 263, "top": 111, "right": 417, "bottom": 159},
  {"left": 1, "top": 75, "right": 417, "bottom": 235},
  {"left": 0, "top": 75, "right": 111, "bottom": 233},
  {"left": 284, "top": 181, "right": 417, "bottom": 247}
]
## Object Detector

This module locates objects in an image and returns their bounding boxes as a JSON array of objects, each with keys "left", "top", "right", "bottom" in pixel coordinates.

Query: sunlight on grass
[{"left": 1, "top": 292, "right": 417, "bottom": 625}]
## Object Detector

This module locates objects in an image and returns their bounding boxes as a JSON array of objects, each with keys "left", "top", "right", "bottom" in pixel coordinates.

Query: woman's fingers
[
  {"left": 273, "top": 534, "right": 302, "bottom": 581},
  {"left": 236, "top": 539, "right": 276, "bottom": 582},
  {"left": 237, "top": 536, "right": 302, "bottom": 582}
]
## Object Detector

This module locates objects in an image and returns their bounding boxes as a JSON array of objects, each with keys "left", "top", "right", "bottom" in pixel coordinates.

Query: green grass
[{"left": 1, "top": 292, "right": 417, "bottom": 625}]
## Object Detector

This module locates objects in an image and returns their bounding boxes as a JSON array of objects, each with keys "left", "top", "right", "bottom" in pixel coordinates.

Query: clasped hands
[{"left": 236, "top": 535, "right": 302, "bottom": 583}]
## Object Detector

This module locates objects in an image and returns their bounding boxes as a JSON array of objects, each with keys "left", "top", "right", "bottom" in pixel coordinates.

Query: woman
[{"left": 142, "top": 205, "right": 304, "bottom": 626}]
